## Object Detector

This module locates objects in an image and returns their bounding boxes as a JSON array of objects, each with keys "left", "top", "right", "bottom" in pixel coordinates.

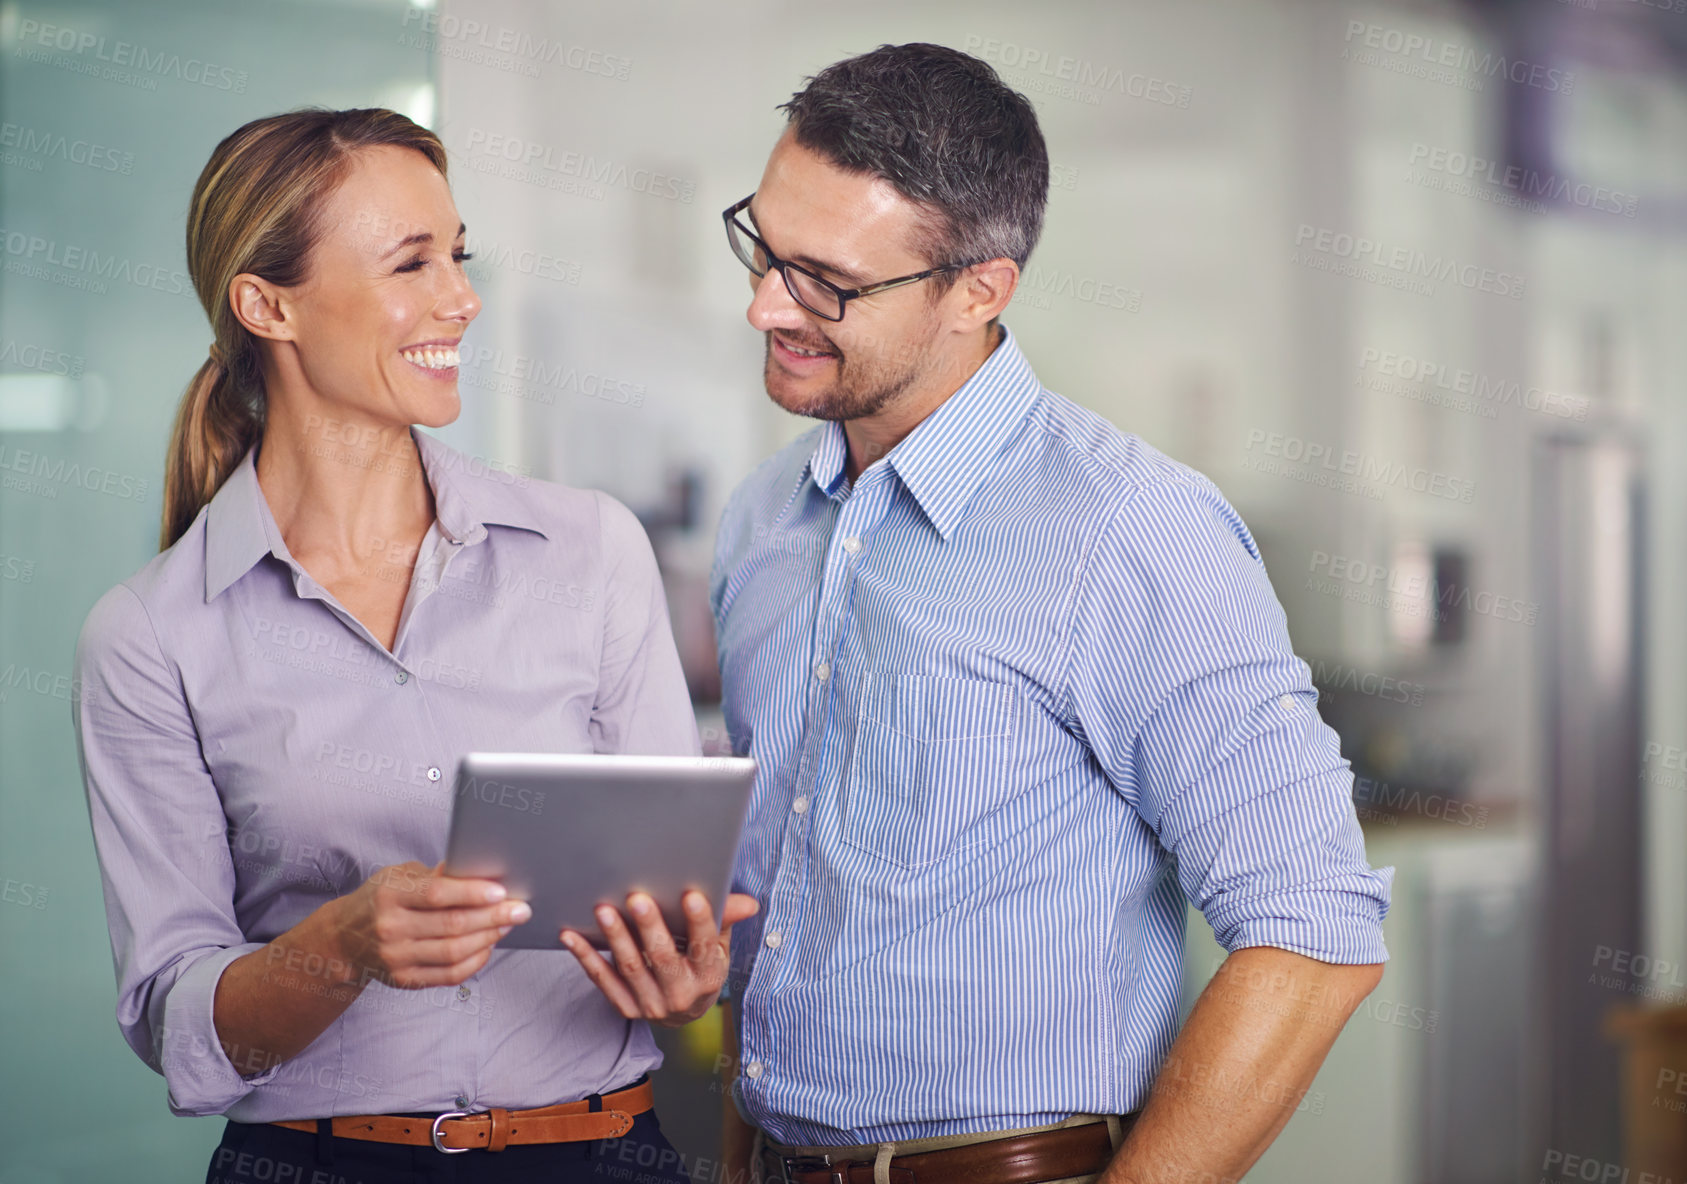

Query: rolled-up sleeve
[
  {"left": 588, "top": 492, "right": 701, "bottom": 759},
  {"left": 1063, "top": 476, "right": 1393, "bottom": 964},
  {"left": 71, "top": 583, "right": 280, "bottom": 1116}
]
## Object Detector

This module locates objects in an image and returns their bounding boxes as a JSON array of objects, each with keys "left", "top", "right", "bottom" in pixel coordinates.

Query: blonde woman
[{"left": 70, "top": 107, "right": 753, "bottom": 1184}]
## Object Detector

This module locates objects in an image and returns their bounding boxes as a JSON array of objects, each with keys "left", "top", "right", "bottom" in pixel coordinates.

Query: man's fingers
[
  {"left": 561, "top": 931, "right": 641, "bottom": 1019},
  {"left": 597, "top": 905, "right": 669, "bottom": 1015},
  {"left": 627, "top": 893, "right": 684, "bottom": 971},
  {"left": 722, "top": 893, "right": 760, "bottom": 929},
  {"left": 679, "top": 891, "right": 719, "bottom": 965}
]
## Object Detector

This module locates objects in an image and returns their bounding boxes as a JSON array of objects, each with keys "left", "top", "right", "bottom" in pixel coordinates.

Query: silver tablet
[{"left": 441, "top": 752, "right": 757, "bottom": 951}]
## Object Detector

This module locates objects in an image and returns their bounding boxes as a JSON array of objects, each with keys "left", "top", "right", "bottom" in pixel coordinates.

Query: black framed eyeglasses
[{"left": 722, "top": 194, "right": 974, "bottom": 322}]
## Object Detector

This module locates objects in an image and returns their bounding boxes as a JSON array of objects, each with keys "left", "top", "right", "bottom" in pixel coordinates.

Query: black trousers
[{"left": 204, "top": 1092, "right": 693, "bottom": 1184}]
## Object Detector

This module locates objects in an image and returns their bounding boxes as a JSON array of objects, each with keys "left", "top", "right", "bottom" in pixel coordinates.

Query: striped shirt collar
[
  {"left": 203, "top": 424, "right": 548, "bottom": 602},
  {"left": 805, "top": 324, "right": 1042, "bottom": 541}
]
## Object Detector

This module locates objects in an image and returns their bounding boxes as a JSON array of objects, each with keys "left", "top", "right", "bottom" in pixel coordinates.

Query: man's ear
[
  {"left": 952, "top": 258, "right": 1019, "bottom": 332},
  {"left": 229, "top": 273, "right": 295, "bottom": 345}
]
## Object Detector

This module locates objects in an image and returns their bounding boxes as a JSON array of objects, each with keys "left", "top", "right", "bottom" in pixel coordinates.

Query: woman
[{"left": 70, "top": 107, "right": 753, "bottom": 1184}]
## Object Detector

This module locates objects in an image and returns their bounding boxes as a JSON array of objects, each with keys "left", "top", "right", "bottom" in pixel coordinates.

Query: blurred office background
[{"left": 3, "top": 0, "right": 1686, "bottom": 1179}]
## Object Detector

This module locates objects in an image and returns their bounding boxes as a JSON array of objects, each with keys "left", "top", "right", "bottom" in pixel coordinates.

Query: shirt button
[
  {"left": 841, "top": 536, "right": 861, "bottom": 553},
  {"left": 1279, "top": 694, "right": 1295, "bottom": 710},
  {"left": 457, "top": 985, "right": 471, "bottom": 1000},
  {"left": 791, "top": 796, "right": 809, "bottom": 815},
  {"left": 765, "top": 930, "right": 782, "bottom": 949},
  {"left": 455, "top": 1094, "right": 470, "bottom": 1109},
  {"left": 814, "top": 663, "right": 830, "bottom": 682},
  {"left": 428, "top": 767, "right": 443, "bottom": 782},
  {"left": 395, "top": 671, "right": 409, "bottom": 685},
  {"left": 745, "top": 1061, "right": 763, "bottom": 1080}
]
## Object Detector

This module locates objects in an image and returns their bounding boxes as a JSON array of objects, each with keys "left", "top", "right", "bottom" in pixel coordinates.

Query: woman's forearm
[{"left": 210, "top": 895, "right": 367, "bottom": 1077}]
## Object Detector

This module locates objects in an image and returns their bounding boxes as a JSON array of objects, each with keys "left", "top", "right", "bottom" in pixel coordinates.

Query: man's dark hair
[{"left": 779, "top": 42, "right": 1049, "bottom": 283}]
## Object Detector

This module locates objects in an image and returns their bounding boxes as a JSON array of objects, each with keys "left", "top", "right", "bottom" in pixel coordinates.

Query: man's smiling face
[{"left": 742, "top": 128, "right": 954, "bottom": 424}]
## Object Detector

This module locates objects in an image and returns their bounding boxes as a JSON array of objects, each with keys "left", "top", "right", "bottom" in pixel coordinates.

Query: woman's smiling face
[{"left": 266, "top": 143, "right": 481, "bottom": 431}]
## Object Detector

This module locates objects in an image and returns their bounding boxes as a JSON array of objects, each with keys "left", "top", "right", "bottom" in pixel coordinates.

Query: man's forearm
[{"left": 1101, "top": 946, "right": 1384, "bottom": 1184}]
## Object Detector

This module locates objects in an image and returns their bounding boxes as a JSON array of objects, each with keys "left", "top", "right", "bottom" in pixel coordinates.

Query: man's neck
[{"left": 842, "top": 324, "right": 1002, "bottom": 482}]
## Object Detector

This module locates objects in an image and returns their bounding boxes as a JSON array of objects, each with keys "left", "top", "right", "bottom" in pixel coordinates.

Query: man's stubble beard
[{"left": 761, "top": 317, "right": 941, "bottom": 423}]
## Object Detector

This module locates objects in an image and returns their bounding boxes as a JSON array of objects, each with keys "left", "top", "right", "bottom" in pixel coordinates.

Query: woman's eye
[{"left": 396, "top": 250, "right": 473, "bottom": 273}]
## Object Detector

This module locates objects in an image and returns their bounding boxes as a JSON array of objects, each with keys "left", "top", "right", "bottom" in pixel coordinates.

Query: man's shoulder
[
  {"left": 1020, "top": 386, "right": 1223, "bottom": 511},
  {"left": 718, "top": 424, "right": 826, "bottom": 532}
]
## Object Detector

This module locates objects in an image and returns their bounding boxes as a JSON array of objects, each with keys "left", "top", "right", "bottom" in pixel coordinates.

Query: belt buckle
[
  {"left": 782, "top": 1152, "right": 844, "bottom": 1183},
  {"left": 430, "top": 1108, "right": 474, "bottom": 1154}
]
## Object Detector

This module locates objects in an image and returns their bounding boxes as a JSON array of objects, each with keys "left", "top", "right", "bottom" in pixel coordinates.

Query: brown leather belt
[
  {"left": 766, "top": 1113, "right": 1138, "bottom": 1184},
  {"left": 269, "top": 1077, "right": 653, "bottom": 1153}
]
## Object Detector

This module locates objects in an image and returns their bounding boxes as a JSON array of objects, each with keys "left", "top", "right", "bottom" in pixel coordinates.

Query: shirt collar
[
  {"left": 203, "top": 424, "right": 548, "bottom": 602},
  {"left": 804, "top": 324, "right": 1042, "bottom": 541}
]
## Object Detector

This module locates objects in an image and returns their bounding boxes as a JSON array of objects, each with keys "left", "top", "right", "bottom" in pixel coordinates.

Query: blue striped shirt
[{"left": 709, "top": 325, "right": 1393, "bottom": 1145}]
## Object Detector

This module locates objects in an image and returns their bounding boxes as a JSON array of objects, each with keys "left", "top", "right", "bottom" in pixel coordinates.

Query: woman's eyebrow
[
  {"left": 747, "top": 203, "right": 867, "bottom": 285},
  {"left": 380, "top": 221, "right": 467, "bottom": 259}
]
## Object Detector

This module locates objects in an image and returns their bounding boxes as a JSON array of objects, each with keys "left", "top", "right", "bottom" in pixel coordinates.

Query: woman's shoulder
[{"left": 74, "top": 511, "right": 212, "bottom": 678}]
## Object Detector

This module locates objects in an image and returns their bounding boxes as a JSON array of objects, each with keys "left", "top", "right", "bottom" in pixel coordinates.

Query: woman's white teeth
[{"left": 401, "top": 345, "right": 460, "bottom": 369}]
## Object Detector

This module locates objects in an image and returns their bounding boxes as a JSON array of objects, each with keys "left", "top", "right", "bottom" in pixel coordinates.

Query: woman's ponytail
[{"left": 159, "top": 345, "right": 263, "bottom": 550}]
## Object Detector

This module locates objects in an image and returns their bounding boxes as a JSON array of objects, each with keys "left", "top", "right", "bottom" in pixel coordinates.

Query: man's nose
[{"left": 746, "top": 268, "right": 807, "bottom": 332}]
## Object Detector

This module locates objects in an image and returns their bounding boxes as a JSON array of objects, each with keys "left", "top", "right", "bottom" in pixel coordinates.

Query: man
[{"left": 707, "top": 43, "right": 1393, "bottom": 1184}]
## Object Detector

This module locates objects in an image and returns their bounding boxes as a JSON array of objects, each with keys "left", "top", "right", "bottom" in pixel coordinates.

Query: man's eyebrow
[
  {"left": 746, "top": 202, "right": 868, "bottom": 286},
  {"left": 380, "top": 221, "right": 467, "bottom": 259}
]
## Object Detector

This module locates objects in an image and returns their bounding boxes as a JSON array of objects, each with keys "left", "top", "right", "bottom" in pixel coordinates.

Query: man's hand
[{"left": 560, "top": 890, "right": 759, "bottom": 1027}]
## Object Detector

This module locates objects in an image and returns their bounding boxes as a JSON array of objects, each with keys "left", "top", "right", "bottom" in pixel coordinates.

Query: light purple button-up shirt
[{"left": 70, "top": 425, "right": 699, "bottom": 1120}]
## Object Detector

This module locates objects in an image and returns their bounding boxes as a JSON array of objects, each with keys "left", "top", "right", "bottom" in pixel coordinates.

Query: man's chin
[{"left": 763, "top": 366, "right": 841, "bottom": 421}]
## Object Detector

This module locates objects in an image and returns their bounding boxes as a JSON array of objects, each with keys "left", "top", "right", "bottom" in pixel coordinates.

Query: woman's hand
[
  {"left": 560, "top": 891, "right": 759, "bottom": 1027},
  {"left": 333, "top": 860, "right": 532, "bottom": 990}
]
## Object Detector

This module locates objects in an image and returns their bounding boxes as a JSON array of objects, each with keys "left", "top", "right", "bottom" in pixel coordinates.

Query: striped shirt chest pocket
[{"left": 841, "top": 673, "right": 1018, "bottom": 869}]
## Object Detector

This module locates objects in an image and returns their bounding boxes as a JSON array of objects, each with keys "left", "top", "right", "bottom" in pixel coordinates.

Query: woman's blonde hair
[{"left": 160, "top": 107, "right": 448, "bottom": 550}]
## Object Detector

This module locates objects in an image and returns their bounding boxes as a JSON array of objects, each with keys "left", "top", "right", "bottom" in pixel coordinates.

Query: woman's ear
[{"left": 229, "top": 272, "right": 295, "bottom": 345}]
